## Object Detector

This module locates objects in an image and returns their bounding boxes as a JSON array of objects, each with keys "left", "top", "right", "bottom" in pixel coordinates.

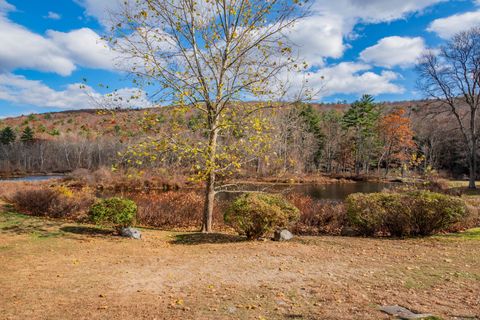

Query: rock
[
  {"left": 120, "top": 227, "right": 142, "bottom": 239},
  {"left": 340, "top": 227, "right": 358, "bottom": 237},
  {"left": 273, "top": 229, "right": 293, "bottom": 241},
  {"left": 380, "top": 305, "right": 434, "bottom": 319}
]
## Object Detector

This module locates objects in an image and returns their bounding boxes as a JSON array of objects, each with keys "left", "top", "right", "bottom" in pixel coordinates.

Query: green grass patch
[
  {"left": 0, "top": 210, "right": 65, "bottom": 240},
  {"left": 437, "top": 228, "right": 480, "bottom": 240}
]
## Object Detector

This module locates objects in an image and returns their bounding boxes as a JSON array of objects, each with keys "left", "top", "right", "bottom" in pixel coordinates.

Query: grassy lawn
[{"left": 0, "top": 210, "right": 479, "bottom": 320}]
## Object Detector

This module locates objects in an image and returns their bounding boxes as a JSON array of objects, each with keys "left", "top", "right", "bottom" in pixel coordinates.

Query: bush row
[
  {"left": 5, "top": 186, "right": 476, "bottom": 238},
  {"left": 346, "top": 191, "right": 467, "bottom": 236}
]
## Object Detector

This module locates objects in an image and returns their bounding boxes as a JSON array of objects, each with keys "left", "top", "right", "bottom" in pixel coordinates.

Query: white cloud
[
  {"left": 0, "top": 73, "right": 150, "bottom": 110},
  {"left": 289, "top": 15, "right": 346, "bottom": 65},
  {"left": 47, "top": 28, "right": 117, "bottom": 70},
  {"left": 315, "top": 0, "right": 446, "bottom": 24},
  {"left": 44, "top": 11, "right": 61, "bottom": 20},
  {"left": 307, "top": 62, "right": 404, "bottom": 97},
  {"left": 360, "top": 36, "right": 426, "bottom": 68},
  {"left": 428, "top": 11, "right": 480, "bottom": 38},
  {"left": 75, "top": 0, "right": 122, "bottom": 27},
  {"left": 0, "top": 15, "right": 117, "bottom": 75},
  {"left": 0, "top": 17, "right": 76, "bottom": 76}
]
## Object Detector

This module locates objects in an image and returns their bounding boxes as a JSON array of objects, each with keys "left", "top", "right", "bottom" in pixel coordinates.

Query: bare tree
[
  {"left": 109, "top": 0, "right": 308, "bottom": 232},
  {"left": 417, "top": 27, "right": 480, "bottom": 188}
]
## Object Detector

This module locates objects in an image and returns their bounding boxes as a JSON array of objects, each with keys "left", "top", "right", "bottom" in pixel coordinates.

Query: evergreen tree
[
  {"left": 0, "top": 127, "right": 16, "bottom": 145},
  {"left": 298, "top": 104, "right": 324, "bottom": 168},
  {"left": 342, "top": 95, "right": 381, "bottom": 174},
  {"left": 20, "top": 126, "right": 35, "bottom": 143}
]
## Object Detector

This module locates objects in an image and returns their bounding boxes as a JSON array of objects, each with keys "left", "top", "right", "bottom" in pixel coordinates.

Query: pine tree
[
  {"left": 342, "top": 95, "right": 381, "bottom": 174},
  {"left": 298, "top": 104, "right": 324, "bottom": 168},
  {"left": 0, "top": 127, "right": 16, "bottom": 145},
  {"left": 20, "top": 126, "right": 35, "bottom": 143}
]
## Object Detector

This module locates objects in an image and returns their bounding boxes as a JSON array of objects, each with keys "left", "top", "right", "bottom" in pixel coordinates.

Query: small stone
[
  {"left": 380, "top": 305, "right": 434, "bottom": 319},
  {"left": 120, "top": 227, "right": 142, "bottom": 239},
  {"left": 273, "top": 229, "right": 293, "bottom": 241}
]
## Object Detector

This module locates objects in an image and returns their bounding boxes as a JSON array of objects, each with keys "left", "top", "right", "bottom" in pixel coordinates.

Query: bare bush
[
  {"left": 288, "top": 194, "right": 346, "bottom": 235},
  {"left": 133, "top": 191, "right": 227, "bottom": 230}
]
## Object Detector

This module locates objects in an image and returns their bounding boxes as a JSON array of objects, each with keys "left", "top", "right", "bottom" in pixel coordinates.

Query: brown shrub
[
  {"left": 11, "top": 189, "right": 58, "bottom": 216},
  {"left": 451, "top": 197, "right": 480, "bottom": 232},
  {"left": 0, "top": 181, "right": 50, "bottom": 201},
  {"left": 9, "top": 186, "right": 95, "bottom": 219},
  {"left": 287, "top": 193, "right": 346, "bottom": 235},
  {"left": 133, "top": 191, "right": 227, "bottom": 230}
]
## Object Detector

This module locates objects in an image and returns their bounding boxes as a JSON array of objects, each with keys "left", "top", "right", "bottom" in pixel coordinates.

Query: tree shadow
[
  {"left": 60, "top": 226, "right": 113, "bottom": 237},
  {"left": 170, "top": 232, "right": 246, "bottom": 245},
  {"left": 0, "top": 213, "right": 62, "bottom": 237}
]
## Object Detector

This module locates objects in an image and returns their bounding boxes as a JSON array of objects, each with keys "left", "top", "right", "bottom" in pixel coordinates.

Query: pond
[
  {"left": 0, "top": 175, "right": 65, "bottom": 182},
  {"left": 290, "top": 182, "right": 392, "bottom": 200},
  {"left": 218, "top": 181, "right": 393, "bottom": 201}
]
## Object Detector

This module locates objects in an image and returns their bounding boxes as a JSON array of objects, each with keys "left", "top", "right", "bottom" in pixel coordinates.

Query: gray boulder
[
  {"left": 380, "top": 305, "right": 433, "bottom": 319},
  {"left": 120, "top": 227, "right": 142, "bottom": 239},
  {"left": 273, "top": 229, "right": 293, "bottom": 241}
]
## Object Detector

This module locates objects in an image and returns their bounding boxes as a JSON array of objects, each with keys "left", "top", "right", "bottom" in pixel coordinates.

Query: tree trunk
[
  {"left": 468, "top": 144, "right": 477, "bottom": 189},
  {"left": 201, "top": 127, "right": 219, "bottom": 233}
]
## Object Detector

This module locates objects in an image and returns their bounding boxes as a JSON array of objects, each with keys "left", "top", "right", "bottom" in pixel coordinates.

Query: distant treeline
[
  {"left": 0, "top": 139, "right": 122, "bottom": 174},
  {"left": 0, "top": 98, "right": 474, "bottom": 179}
]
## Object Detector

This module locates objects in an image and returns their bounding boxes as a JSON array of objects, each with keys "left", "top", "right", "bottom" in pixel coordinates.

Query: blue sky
[{"left": 0, "top": 0, "right": 479, "bottom": 117}]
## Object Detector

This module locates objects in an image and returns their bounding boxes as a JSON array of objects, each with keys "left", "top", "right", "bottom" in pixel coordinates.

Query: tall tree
[
  {"left": 417, "top": 27, "right": 480, "bottom": 189},
  {"left": 342, "top": 95, "right": 380, "bottom": 175},
  {"left": 378, "top": 108, "right": 415, "bottom": 175},
  {"left": 298, "top": 104, "right": 324, "bottom": 169},
  {"left": 109, "top": 0, "right": 307, "bottom": 232},
  {"left": 319, "top": 110, "right": 343, "bottom": 173},
  {"left": 0, "top": 127, "right": 16, "bottom": 145}
]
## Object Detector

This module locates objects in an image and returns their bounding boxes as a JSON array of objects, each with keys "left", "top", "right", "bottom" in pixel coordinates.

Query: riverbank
[{"left": 1, "top": 210, "right": 478, "bottom": 320}]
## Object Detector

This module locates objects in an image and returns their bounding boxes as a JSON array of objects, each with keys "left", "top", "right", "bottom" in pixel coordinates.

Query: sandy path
[{"left": 0, "top": 213, "right": 479, "bottom": 319}]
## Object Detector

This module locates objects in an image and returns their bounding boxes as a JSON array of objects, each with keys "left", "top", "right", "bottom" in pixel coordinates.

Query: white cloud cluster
[
  {"left": 309, "top": 62, "right": 404, "bottom": 97},
  {"left": 287, "top": 0, "right": 445, "bottom": 65},
  {"left": 360, "top": 36, "right": 426, "bottom": 68},
  {"left": 428, "top": 11, "right": 480, "bottom": 38},
  {"left": 0, "top": 2, "right": 117, "bottom": 76},
  {"left": 0, "top": 73, "right": 150, "bottom": 110},
  {"left": 0, "top": 0, "right": 448, "bottom": 108}
]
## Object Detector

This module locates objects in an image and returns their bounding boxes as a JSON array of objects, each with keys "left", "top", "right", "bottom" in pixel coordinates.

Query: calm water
[
  {"left": 0, "top": 175, "right": 390, "bottom": 200},
  {"left": 0, "top": 175, "right": 64, "bottom": 182},
  {"left": 291, "top": 182, "right": 392, "bottom": 200},
  {"left": 219, "top": 182, "right": 392, "bottom": 201}
]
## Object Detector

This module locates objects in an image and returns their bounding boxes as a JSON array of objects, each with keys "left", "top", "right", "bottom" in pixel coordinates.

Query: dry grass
[{"left": 0, "top": 211, "right": 479, "bottom": 320}]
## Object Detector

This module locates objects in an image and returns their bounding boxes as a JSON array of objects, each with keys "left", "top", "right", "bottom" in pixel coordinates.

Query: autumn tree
[
  {"left": 417, "top": 27, "right": 480, "bottom": 189},
  {"left": 109, "top": 0, "right": 307, "bottom": 232},
  {"left": 377, "top": 108, "right": 415, "bottom": 175}
]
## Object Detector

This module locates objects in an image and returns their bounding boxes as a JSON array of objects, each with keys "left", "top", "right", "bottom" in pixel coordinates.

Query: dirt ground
[{"left": 0, "top": 210, "right": 479, "bottom": 320}]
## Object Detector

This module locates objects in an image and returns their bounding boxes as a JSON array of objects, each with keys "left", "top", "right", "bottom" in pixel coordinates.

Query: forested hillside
[{"left": 0, "top": 98, "right": 469, "bottom": 179}]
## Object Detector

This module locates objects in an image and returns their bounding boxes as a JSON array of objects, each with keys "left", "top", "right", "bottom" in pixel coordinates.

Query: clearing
[{"left": 0, "top": 209, "right": 479, "bottom": 320}]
